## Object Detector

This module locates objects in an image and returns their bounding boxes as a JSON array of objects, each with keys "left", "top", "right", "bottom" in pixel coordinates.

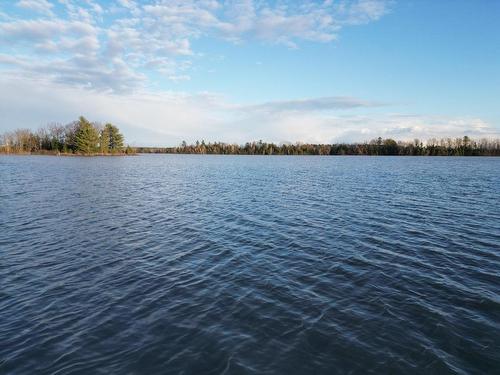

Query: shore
[
  {"left": 0, "top": 151, "right": 136, "bottom": 156},
  {"left": 1, "top": 151, "right": 498, "bottom": 157}
]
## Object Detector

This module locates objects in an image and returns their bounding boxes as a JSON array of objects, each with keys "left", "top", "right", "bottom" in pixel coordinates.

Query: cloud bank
[{"left": 1, "top": 76, "right": 497, "bottom": 146}]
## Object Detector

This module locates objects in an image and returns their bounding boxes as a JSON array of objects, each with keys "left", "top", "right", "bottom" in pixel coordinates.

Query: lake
[{"left": 1, "top": 155, "right": 499, "bottom": 374}]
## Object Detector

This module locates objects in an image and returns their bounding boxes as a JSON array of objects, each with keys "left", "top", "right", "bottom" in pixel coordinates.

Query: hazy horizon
[{"left": 1, "top": 0, "right": 499, "bottom": 146}]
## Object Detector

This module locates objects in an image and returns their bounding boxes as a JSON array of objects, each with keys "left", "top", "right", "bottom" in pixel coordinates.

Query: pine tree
[
  {"left": 100, "top": 126, "right": 110, "bottom": 154},
  {"left": 104, "top": 123, "right": 124, "bottom": 153},
  {"left": 75, "top": 116, "right": 99, "bottom": 154}
]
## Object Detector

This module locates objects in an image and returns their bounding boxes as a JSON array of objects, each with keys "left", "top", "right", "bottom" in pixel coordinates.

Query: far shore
[{"left": 2, "top": 150, "right": 499, "bottom": 157}]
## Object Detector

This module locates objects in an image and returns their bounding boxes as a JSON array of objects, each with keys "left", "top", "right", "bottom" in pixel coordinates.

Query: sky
[{"left": 0, "top": 0, "right": 499, "bottom": 146}]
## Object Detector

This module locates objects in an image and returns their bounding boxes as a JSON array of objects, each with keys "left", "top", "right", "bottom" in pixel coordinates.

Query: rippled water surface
[{"left": 1, "top": 155, "right": 499, "bottom": 374}]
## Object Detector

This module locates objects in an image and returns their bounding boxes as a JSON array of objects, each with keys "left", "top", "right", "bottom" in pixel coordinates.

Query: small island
[{"left": 0, "top": 116, "right": 135, "bottom": 156}]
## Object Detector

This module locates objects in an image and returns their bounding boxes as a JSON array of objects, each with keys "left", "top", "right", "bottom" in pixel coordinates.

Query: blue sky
[{"left": 0, "top": 0, "right": 499, "bottom": 145}]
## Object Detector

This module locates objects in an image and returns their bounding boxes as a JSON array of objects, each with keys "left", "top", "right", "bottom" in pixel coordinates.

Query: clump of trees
[
  {"left": 0, "top": 116, "right": 134, "bottom": 155},
  {"left": 135, "top": 136, "right": 500, "bottom": 156}
]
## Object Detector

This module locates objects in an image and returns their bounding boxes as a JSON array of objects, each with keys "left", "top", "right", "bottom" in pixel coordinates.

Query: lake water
[{"left": 1, "top": 155, "right": 499, "bottom": 374}]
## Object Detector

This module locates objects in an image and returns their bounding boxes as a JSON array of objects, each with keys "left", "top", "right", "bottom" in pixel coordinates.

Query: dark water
[{"left": 1, "top": 155, "right": 499, "bottom": 374}]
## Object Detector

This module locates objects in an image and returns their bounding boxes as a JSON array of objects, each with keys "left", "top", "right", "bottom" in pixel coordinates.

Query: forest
[
  {"left": 136, "top": 136, "right": 500, "bottom": 156},
  {"left": 0, "top": 117, "right": 134, "bottom": 155}
]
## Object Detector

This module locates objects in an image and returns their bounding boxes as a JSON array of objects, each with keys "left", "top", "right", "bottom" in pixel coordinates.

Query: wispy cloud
[
  {"left": 16, "top": 0, "right": 54, "bottom": 17},
  {"left": 0, "top": 0, "right": 391, "bottom": 93},
  {"left": 243, "top": 97, "right": 385, "bottom": 113}
]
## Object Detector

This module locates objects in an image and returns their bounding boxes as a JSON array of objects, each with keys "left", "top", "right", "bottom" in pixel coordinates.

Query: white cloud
[
  {"left": 0, "top": 19, "right": 96, "bottom": 41},
  {"left": 0, "top": 53, "right": 145, "bottom": 93},
  {"left": 0, "top": 0, "right": 391, "bottom": 93},
  {"left": 117, "top": 0, "right": 137, "bottom": 9},
  {"left": 213, "top": 0, "right": 390, "bottom": 45},
  {"left": 341, "top": 0, "right": 391, "bottom": 25},
  {"left": 16, "top": 0, "right": 54, "bottom": 16}
]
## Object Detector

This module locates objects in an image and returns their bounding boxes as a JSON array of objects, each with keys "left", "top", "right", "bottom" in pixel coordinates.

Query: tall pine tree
[
  {"left": 75, "top": 116, "right": 99, "bottom": 154},
  {"left": 103, "top": 123, "right": 124, "bottom": 153},
  {"left": 100, "top": 125, "right": 110, "bottom": 154}
]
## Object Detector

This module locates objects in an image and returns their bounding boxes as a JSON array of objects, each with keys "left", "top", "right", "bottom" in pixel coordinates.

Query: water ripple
[{"left": 1, "top": 155, "right": 499, "bottom": 374}]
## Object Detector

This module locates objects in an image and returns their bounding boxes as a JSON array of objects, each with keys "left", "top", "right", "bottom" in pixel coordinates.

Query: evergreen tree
[
  {"left": 100, "top": 126, "right": 110, "bottom": 154},
  {"left": 104, "top": 123, "right": 124, "bottom": 153},
  {"left": 75, "top": 116, "right": 99, "bottom": 154}
]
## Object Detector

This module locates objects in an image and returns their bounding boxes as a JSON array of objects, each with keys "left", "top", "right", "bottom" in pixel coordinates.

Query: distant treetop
[{"left": 135, "top": 136, "right": 500, "bottom": 156}]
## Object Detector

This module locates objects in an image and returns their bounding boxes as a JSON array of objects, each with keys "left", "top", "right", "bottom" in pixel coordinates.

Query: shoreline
[
  {"left": 140, "top": 153, "right": 499, "bottom": 157},
  {"left": 0, "top": 151, "right": 136, "bottom": 156},
  {"left": 1, "top": 151, "right": 497, "bottom": 157}
]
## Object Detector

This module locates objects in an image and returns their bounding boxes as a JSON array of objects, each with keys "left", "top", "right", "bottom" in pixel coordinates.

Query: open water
[{"left": 1, "top": 155, "right": 499, "bottom": 374}]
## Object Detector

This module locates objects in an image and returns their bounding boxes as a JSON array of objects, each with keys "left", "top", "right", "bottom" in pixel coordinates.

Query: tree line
[
  {"left": 135, "top": 136, "right": 500, "bottom": 156},
  {"left": 0, "top": 117, "right": 134, "bottom": 155},
  {"left": 2, "top": 124, "right": 499, "bottom": 156}
]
